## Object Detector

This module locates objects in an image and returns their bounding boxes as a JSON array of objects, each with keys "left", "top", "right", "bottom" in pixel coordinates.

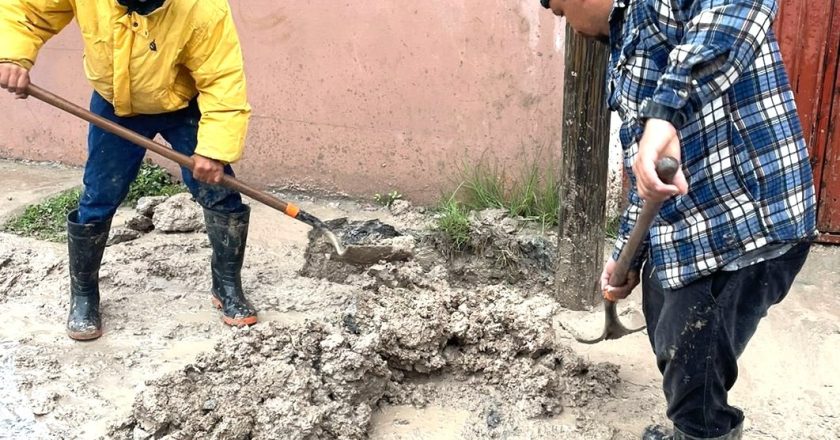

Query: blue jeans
[
  {"left": 642, "top": 241, "right": 811, "bottom": 438},
  {"left": 78, "top": 92, "right": 243, "bottom": 224}
]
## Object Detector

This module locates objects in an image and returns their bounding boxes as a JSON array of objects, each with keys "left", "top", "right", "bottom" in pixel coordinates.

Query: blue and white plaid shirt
[{"left": 607, "top": 0, "right": 817, "bottom": 289}]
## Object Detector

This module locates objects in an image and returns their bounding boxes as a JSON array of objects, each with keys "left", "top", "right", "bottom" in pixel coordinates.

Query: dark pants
[
  {"left": 78, "top": 92, "right": 243, "bottom": 224},
  {"left": 642, "top": 242, "right": 811, "bottom": 438}
]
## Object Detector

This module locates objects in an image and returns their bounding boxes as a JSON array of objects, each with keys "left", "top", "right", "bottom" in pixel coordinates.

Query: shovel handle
[
  {"left": 25, "top": 84, "right": 317, "bottom": 226},
  {"left": 608, "top": 156, "right": 679, "bottom": 290}
]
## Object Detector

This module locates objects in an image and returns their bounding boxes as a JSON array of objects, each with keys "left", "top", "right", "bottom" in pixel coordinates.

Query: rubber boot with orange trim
[
  {"left": 66, "top": 210, "right": 111, "bottom": 341},
  {"left": 204, "top": 206, "right": 257, "bottom": 326}
]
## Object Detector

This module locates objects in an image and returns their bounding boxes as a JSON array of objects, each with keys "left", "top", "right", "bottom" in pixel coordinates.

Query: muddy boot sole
[
  {"left": 211, "top": 296, "right": 258, "bottom": 326},
  {"left": 67, "top": 328, "right": 103, "bottom": 341}
]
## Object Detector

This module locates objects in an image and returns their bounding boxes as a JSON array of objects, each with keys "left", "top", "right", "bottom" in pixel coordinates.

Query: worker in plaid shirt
[{"left": 541, "top": 1, "right": 817, "bottom": 439}]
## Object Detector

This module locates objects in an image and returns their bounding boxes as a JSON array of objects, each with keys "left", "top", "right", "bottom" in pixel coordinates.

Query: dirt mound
[
  {"left": 350, "top": 268, "right": 619, "bottom": 417},
  {"left": 110, "top": 272, "right": 619, "bottom": 439},
  {"left": 110, "top": 322, "right": 391, "bottom": 440}
]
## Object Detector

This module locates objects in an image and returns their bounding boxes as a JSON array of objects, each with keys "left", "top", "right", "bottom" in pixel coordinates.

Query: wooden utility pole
[{"left": 555, "top": 25, "right": 612, "bottom": 310}]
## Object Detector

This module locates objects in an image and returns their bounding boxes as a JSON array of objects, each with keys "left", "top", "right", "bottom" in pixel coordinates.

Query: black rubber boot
[
  {"left": 642, "top": 423, "right": 744, "bottom": 440},
  {"left": 66, "top": 210, "right": 111, "bottom": 341},
  {"left": 642, "top": 425, "right": 673, "bottom": 440},
  {"left": 204, "top": 206, "right": 257, "bottom": 326}
]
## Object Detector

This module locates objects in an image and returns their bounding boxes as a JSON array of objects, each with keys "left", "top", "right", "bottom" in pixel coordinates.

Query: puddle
[{"left": 0, "top": 341, "right": 50, "bottom": 438}]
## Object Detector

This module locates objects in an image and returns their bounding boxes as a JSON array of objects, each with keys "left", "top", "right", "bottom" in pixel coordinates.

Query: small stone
[
  {"left": 107, "top": 228, "right": 141, "bottom": 246},
  {"left": 125, "top": 214, "right": 154, "bottom": 232},
  {"left": 135, "top": 196, "right": 167, "bottom": 217},
  {"left": 153, "top": 193, "right": 204, "bottom": 233},
  {"left": 486, "top": 407, "right": 502, "bottom": 429},
  {"left": 202, "top": 399, "right": 217, "bottom": 411}
]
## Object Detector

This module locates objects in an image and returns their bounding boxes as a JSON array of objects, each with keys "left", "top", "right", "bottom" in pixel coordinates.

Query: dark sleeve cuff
[{"left": 638, "top": 98, "right": 688, "bottom": 130}]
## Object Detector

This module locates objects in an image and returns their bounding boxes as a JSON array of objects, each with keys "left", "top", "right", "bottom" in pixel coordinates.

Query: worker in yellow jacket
[{"left": 0, "top": 0, "right": 258, "bottom": 340}]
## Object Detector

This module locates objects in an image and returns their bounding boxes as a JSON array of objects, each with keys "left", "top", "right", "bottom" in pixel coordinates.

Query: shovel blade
[{"left": 332, "top": 245, "right": 411, "bottom": 265}]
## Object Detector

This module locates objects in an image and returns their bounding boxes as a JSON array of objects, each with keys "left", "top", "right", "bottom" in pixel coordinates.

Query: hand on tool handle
[
  {"left": 634, "top": 119, "right": 689, "bottom": 202},
  {"left": 601, "top": 155, "right": 682, "bottom": 303},
  {"left": 192, "top": 154, "right": 225, "bottom": 184},
  {"left": 0, "top": 62, "right": 30, "bottom": 99},
  {"left": 601, "top": 259, "right": 640, "bottom": 302}
]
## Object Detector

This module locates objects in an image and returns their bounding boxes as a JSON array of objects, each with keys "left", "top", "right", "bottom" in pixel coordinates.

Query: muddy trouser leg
[
  {"left": 641, "top": 242, "right": 811, "bottom": 438},
  {"left": 158, "top": 102, "right": 254, "bottom": 326},
  {"left": 78, "top": 92, "right": 156, "bottom": 224},
  {"left": 157, "top": 98, "right": 243, "bottom": 214}
]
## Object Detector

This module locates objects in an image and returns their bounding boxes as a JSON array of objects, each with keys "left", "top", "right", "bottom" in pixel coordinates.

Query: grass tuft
[
  {"left": 434, "top": 154, "right": 561, "bottom": 245},
  {"left": 4, "top": 188, "right": 81, "bottom": 242},
  {"left": 435, "top": 192, "right": 471, "bottom": 249}
]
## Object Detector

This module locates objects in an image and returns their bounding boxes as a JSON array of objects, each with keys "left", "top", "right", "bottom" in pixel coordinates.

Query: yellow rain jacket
[{"left": 0, "top": 0, "right": 250, "bottom": 163}]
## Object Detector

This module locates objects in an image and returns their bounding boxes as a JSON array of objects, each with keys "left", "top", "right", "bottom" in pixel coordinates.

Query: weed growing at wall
[{"left": 434, "top": 156, "right": 561, "bottom": 246}]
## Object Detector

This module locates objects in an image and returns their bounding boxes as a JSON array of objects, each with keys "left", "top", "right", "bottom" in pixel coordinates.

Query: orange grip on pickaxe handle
[
  {"left": 607, "top": 156, "right": 680, "bottom": 294},
  {"left": 25, "top": 83, "right": 330, "bottom": 229}
]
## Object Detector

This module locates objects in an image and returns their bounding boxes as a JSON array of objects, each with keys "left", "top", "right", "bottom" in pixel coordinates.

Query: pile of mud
[{"left": 111, "top": 255, "right": 618, "bottom": 439}]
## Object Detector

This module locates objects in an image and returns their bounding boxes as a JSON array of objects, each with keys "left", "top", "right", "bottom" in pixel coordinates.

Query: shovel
[
  {"left": 570, "top": 156, "right": 679, "bottom": 344},
  {"left": 24, "top": 84, "right": 401, "bottom": 264}
]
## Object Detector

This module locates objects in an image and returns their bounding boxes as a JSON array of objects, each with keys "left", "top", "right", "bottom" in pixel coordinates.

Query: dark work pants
[
  {"left": 642, "top": 241, "right": 811, "bottom": 438},
  {"left": 78, "top": 92, "right": 243, "bottom": 224}
]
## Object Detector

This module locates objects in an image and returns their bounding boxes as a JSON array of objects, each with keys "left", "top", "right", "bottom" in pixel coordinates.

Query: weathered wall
[{"left": 0, "top": 0, "right": 567, "bottom": 204}]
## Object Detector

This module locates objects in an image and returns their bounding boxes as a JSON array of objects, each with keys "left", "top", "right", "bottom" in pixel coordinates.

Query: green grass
[
  {"left": 435, "top": 192, "right": 471, "bottom": 249},
  {"left": 434, "top": 156, "right": 560, "bottom": 246},
  {"left": 4, "top": 188, "right": 81, "bottom": 242},
  {"left": 124, "top": 161, "right": 186, "bottom": 206},
  {"left": 3, "top": 162, "right": 186, "bottom": 242}
]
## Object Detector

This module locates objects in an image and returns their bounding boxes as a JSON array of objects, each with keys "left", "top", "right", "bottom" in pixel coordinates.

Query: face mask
[{"left": 117, "top": 0, "right": 166, "bottom": 16}]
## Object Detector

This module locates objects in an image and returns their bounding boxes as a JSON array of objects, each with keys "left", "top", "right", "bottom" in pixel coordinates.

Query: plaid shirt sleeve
[{"left": 651, "top": 0, "right": 779, "bottom": 125}]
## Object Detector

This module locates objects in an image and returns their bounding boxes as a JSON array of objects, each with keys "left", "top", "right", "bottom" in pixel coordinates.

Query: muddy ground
[{"left": 0, "top": 160, "right": 838, "bottom": 440}]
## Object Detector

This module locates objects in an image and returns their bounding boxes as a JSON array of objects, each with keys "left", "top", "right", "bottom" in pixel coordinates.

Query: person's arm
[
  {"left": 641, "top": 0, "right": 779, "bottom": 128},
  {"left": 183, "top": 4, "right": 251, "bottom": 166},
  {"left": 0, "top": 0, "right": 74, "bottom": 69}
]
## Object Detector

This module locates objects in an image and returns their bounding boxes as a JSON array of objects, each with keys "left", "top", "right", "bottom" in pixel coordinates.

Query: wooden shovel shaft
[
  {"left": 608, "top": 157, "right": 679, "bottom": 289},
  {"left": 26, "top": 84, "right": 308, "bottom": 224}
]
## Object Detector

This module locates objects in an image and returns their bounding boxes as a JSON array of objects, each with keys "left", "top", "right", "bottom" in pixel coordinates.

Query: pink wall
[{"left": 0, "top": 0, "right": 565, "bottom": 204}]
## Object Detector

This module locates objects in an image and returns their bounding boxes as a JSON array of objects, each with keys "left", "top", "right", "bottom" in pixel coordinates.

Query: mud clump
[
  {"left": 351, "top": 280, "right": 620, "bottom": 416},
  {"left": 107, "top": 227, "right": 141, "bottom": 246},
  {"left": 439, "top": 209, "right": 557, "bottom": 288},
  {"left": 110, "top": 322, "right": 392, "bottom": 440},
  {"left": 152, "top": 193, "right": 204, "bottom": 233}
]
